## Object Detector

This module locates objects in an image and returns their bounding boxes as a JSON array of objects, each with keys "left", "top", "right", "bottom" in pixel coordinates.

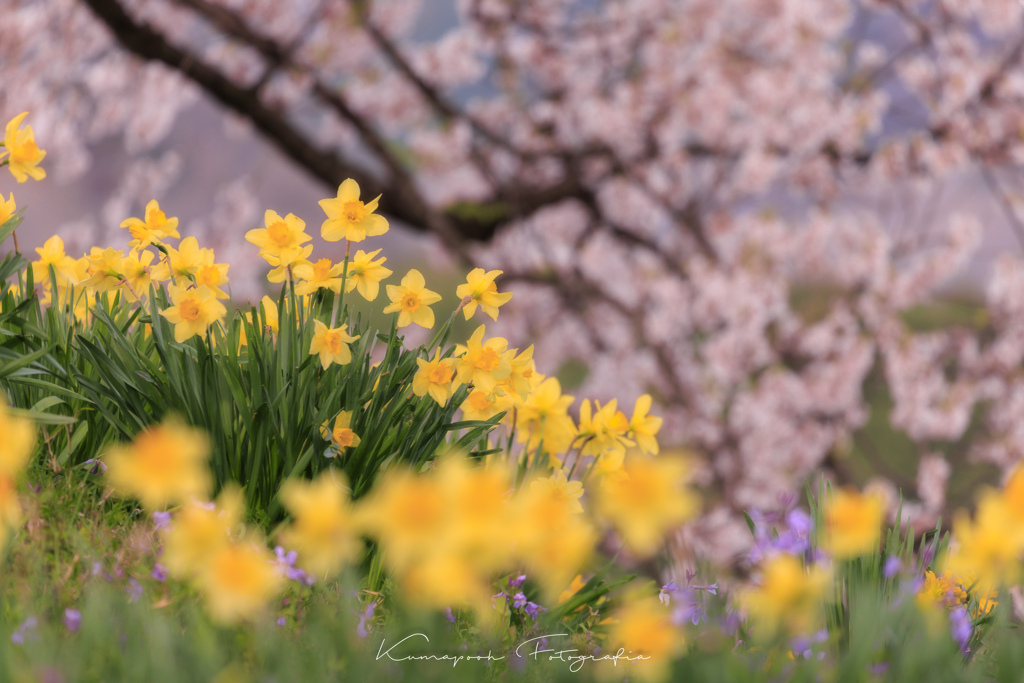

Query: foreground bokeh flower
[
  {"left": 195, "top": 537, "right": 283, "bottom": 624},
  {"left": 104, "top": 417, "right": 212, "bottom": 511},
  {"left": 0, "top": 400, "right": 35, "bottom": 476},
  {"left": 606, "top": 593, "right": 685, "bottom": 682},
  {"left": 594, "top": 453, "right": 698, "bottom": 557},
  {"left": 161, "top": 486, "right": 244, "bottom": 578},
  {"left": 822, "top": 488, "right": 884, "bottom": 559},
  {"left": 278, "top": 471, "right": 361, "bottom": 579},
  {"left": 739, "top": 554, "right": 831, "bottom": 637}
]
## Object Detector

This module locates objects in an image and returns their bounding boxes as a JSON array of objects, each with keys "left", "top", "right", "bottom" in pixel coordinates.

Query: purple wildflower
[
  {"left": 274, "top": 546, "right": 313, "bottom": 585},
  {"left": 512, "top": 592, "right": 528, "bottom": 610},
  {"left": 883, "top": 556, "right": 903, "bottom": 578},
  {"left": 83, "top": 458, "right": 107, "bottom": 475},
  {"left": 152, "top": 511, "right": 172, "bottom": 530},
  {"left": 11, "top": 616, "right": 37, "bottom": 645},
  {"left": 523, "top": 601, "right": 546, "bottom": 620},
  {"left": 356, "top": 603, "right": 376, "bottom": 639},
  {"left": 445, "top": 607, "right": 456, "bottom": 623},
  {"left": 659, "top": 581, "right": 678, "bottom": 606},
  {"left": 276, "top": 617, "right": 287, "bottom": 627},
  {"left": 950, "top": 607, "right": 972, "bottom": 656},
  {"left": 126, "top": 578, "right": 143, "bottom": 603},
  {"left": 508, "top": 574, "right": 527, "bottom": 589},
  {"left": 150, "top": 564, "right": 168, "bottom": 582},
  {"left": 63, "top": 608, "right": 82, "bottom": 634}
]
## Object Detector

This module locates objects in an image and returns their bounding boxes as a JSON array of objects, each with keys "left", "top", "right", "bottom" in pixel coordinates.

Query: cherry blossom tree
[{"left": 7, "top": 0, "right": 1024, "bottom": 562}]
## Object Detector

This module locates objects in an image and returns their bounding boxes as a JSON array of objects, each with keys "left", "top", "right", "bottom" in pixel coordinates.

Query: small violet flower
[
  {"left": 356, "top": 602, "right": 376, "bottom": 639},
  {"left": 152, "top": 511, "right": 172, "bottom": 530},
  {"left": 63, "top": 608, "right": 82, "bottom": 634},
  {"left": 11, "top": 616, "right": 38, "bottom": 645},
  {"left": 127, "top": 578, "right": 143, "bottom": 603}
]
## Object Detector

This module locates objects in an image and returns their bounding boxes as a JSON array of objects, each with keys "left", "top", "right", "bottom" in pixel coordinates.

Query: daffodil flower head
[
  {"left": 453, "top": 325, "right": 512, "bottom": 394},
  {"left": 278, "top": 471, "right": 361, "bottom": 578},
  {"left": 413, "top": 351, "right": 457, "bottom": 406},
  {"left": 293, "top": 258, "right": 344, "bottom": 296},
  {"left": 0, "top": 193, "right": 16, "bottom": 227},
  {"left": 383, "top": 269, "right": 442, "bottom": 329},
  {"left": 246, "top": 210, "right": 312, "bottom": 266},
  {"left": 160, "top": 284, "right": 227, "bottom": 343},
  {"left": 119, "top": 200, "right": 181, "bottom": 248},
  {"left": 195, "top": 536, "right": 283, "bottom": 624},
  {"left": 3, "top": 112, "right": 46, "bottom": 183},
  {"left": 822, "top": 488, "right": 884, "bottom": 559},
  {"left": 319, "top": 178, "right": 388, "bottom": 242},
  {"left": 344, "top": 248, "right": 392, "bottom": 301},
  {"left": 103, "top": 416, "right": 213, "bottom": 511},
  {"left": 455, "top": 268, "right": 513, "bottom": 320},
  {"left": 0, "top": 398, "right": 35, "bottom": 477},
  {"left": 309, "top": 320, "right": 359, "bottom": 370}
]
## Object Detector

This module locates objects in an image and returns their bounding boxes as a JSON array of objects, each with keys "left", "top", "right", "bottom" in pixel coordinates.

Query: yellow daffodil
[
  {"left": 2, "top": 112, "right": 46, "bottom": 183},
  {"left": 160, "top": 284, "right": 227, "bottom": 343},
  {"left": 344, "top": 248, "right": 392, "bottom": 301},
  {"left": 293, "top": 258, "right": 344, "bottom": 296},
  {"left": 822, "top": 488, "right": 884, "bottom": 559},
  {"left": 161, "top": 486, "right": 244, "bottom": 578},
  {"left": 529, "top": 471, "right": 584, "bottom": 515},
  {"left": 31, "top": 235, "right": 75, "bottom": 287},
  {"left": 321, "top": 410, "right": 361, "bottom": 453},
  {"left": 740, "top": 554, "right": 831, "bottom": 637},
  {"left": 435, "top": 457, "right": 515, "bottom": 572},
  {"left": 150, "top": 236, "right": 209, "bottom": 285},
  {"left": 413, "top": 351, "right": 456, "bottom": 406},
  {"left": 355, "top": 468, "right": 451, "bottom": 572},
  {"left": 80, "top": 247, "right": 126, "bottom": 293},
  {"left": 103, "top": 417, "right": 213, "bottom": 511},
  {"left": 264, "top": 245, "right": 313, "bottom": 283},
  {"left": 120, "top": 249, "right": 156, "bottom": 302},
  {"left": 453, "top": 325, "right": 511, "bottom": 394},
  {"left": 319, "top": 178, "right": 389, "bottom": 242},
  {"left": 606, "top": 593, "right": 685, "bottom": 682},
  {"left": 577, "top": 398, "right": 633, "bottom": 458},
  {"left": 459, "top": 388, "right": 506, "bottom": 422},
  {"left": 629, "top": 394, "right": 663, "bottom": 455},
  {"left": 193, "top": 256, "right": 230, "bottom": 300},
  {"left": 0, "top": 400, "right": 35, "bottom": 477},
  {"left": 594, "top": 453, "right": 697, "bottom": 557},
  {"left": 195, "top": 536, "right": 283, "bottom": 624},
  {"left": 945, "top": 492, "right": 1024, "bottom": 591},
  {"left": 278, "top": 471, "right": 361, "bottom": 578},
  {"left": 515, "top": 377, "right": 577, "bottom": 455},
  {"left": 383, "top": 269, "right": 441, "bottom": 329},
  {"left": 309, "top": 320, "right": 359, "bottom": 369},
  {"left": 0, "top": 193, "right": 15, "bottom": 226},
  {"left": 499, "top": 345, "right": 536, "bottom": 400},
  {"left": 246, "top": 210, "right": 312, "bottom": 266},
  {"left": 119, "top": 200, "right": 180, "bottom": 248},
  {"left": 455, "top": 268, "right": 513, "bottom": 320}
]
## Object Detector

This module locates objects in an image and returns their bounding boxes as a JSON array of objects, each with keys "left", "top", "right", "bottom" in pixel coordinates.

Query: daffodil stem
[
  {"left": 11, "top": 228, "right": 18, "bottom": 254},
  {"left": 334, "top": 240, "right": 351, "bottom": 329}
]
